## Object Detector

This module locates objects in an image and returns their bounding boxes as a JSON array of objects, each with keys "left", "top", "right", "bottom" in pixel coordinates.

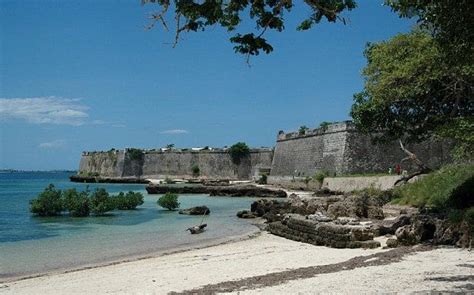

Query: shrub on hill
[
  {"left": 229, "top": 142, "right": 250, "bottom": 165},
  {"left": 392, "top": 164, "right": 474, "bottom": 210},
  {"left": 157, "top": 192, "right": 180, "bottom": 211},
  {"left": 30, "top": 184, "right": 64, "bottom": 216}
]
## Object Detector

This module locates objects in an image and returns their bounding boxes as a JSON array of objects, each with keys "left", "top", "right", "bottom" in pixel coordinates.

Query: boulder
[
  {"left": 179, "top": 206, "right": 210, "bottom": 215},
  {"left": 236, "top": 210, "right": 257, "bottom": 219},
  {"left": 374, "top": 214, "right": 412, "bottom": 236},
  {"left": 386, "top": 238, "right": 399, "bottom": 248},
  {"left": 395, "top": 215, "right": 436, "bottom": 245}
]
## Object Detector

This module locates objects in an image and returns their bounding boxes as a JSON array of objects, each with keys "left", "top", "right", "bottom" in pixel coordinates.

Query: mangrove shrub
[
  {"left": 63, "top": 188, "right": 90, "bottom": 217},
  {"left": 89, "top": 188, "right": 115, "bottom": 215},
  {"left": 157, "top": 192, "right": 180, "bottom": 211},
  {"left": 113, "top": 191, "right": 144, "bottom": 210},
  {"left": 30, "top": 184, "right": 64, "bottom": 216}
]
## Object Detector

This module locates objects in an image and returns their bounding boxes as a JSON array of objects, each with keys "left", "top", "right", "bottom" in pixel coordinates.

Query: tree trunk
[{"left": 394, "top": 140, "right": 432, "bottom": 186}]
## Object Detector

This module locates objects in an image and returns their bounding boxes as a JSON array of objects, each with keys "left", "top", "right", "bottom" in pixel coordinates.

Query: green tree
[
  {"left": 113, "top": 191, "right": 145, "bottom": 210},
  {"left": 351, "top": 31, "right": 474, "bottom": 165},
  {"left": 229, "top": 142, "right": 250, "bottom": 165},
  {"left": 90, "top": 188, "right": 116, "bottom": 215},
  {"left": 63, "top": 188, "right": 91, "bottom": 217},
  {"left": 298, "top": 125, "right": 309, "bottom": 135},
  {"left": 157, "top": 192, "right": 180, "bottom": 210},
  {"left": 30, "top": 184, "right": 64, "bottom": 216},
  {"left": 142, "top": 0, "right": 357, "bottom": 59}
]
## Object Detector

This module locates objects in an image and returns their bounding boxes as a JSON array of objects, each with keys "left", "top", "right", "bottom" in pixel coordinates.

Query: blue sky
[{"left": 0, "top": 1, "right": 414, "bottom": 170}]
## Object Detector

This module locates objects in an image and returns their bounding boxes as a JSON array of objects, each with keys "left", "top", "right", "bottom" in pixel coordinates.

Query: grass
[{"left": 391, "top": 164, "right": 474, "bottom": 210}]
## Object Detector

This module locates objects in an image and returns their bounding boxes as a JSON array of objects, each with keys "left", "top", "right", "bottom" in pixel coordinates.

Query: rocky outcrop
[
  {"left": 394, "top": 214, "right": 472, "bottom": 248},
  {"left": 236, "top": 210, "right": 257, "bottom": 219},
  {"left": 146, "top": 184, "right": 287, "bottom": 198},
  {"left": 179, "top": 206, "right": 210, "bottom": 215},
  {"left": 268, "top": 214, "right": 380, "bottom": 249},
  {"left": 327, "top": 194, "right": 384, "bottom": 220},
  {"left": 70, "top": 175, "right": 149, "bottom": 184},
  {"left": 373, "top": 214, "right": 412, "bottom": 236}
]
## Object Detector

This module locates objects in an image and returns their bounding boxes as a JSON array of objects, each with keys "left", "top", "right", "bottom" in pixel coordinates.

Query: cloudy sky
[{"left": 0, "top": 1, "right": 414, "bottom": 170}]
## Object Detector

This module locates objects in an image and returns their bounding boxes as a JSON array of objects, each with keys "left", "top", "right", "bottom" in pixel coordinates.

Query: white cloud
[
  {"left": 39, "top": 140, "right": 66, "bottom": 149},
  {"left": 160, "top": 129, "right": 189, "bottom": 134},
  {"left": 0, "top": 97, "right": 89, "bottom": 126}
]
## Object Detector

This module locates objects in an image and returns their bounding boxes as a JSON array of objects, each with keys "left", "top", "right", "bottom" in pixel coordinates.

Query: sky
[{"left": 0, "top": 0, "right": 414, "bottom": 170}]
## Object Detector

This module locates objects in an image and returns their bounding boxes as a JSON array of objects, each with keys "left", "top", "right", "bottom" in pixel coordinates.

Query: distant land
[{"left": 0, "top": 169, "right": 77, "bottom": 173}]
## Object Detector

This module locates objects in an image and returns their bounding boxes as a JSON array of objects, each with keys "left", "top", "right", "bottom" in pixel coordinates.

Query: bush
[
  {"left": 298, "top": 125, "right": 309, "bottom": 135},
  {"left": 392, "top": 164, "right": 474, "bottom": 209},
  {"left": 157, "top": 192, "right": 180, "bottom": 210},
  {"left": 258, "top": 174, "right": 268, "bottom": 184},
  {"left": 128, "top": 148, "right": 144, "bottom": 161},
  {"left": 229, "top": 142, "right": 250, "bottom": 165},
  {"left": 113, "top": 191, "right": 144, "bottom": 210},
  {"left": 89, "top": 188, "right": 115, "bottom": 215},
  {"left": 63, "top": 188, "right": 90, "bottom": 217},
  {"left": 313, "top": 171, "right": 328, "bottom": 183},
  {"left": 191, "top": 164, "right": 200, "bottom": 177},
  {"left": 30, "top": 184, "right": 64, "bottom": 216}
]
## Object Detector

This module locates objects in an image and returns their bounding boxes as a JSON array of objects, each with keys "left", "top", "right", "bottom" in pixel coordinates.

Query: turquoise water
[{"left": 0, "top": 172, "right": 258, "bottom": 280}]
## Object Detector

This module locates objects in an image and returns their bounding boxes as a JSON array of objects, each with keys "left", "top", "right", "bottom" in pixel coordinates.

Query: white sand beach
[{"left": 1, "top": 232, "right": 472, "bottom": 294}]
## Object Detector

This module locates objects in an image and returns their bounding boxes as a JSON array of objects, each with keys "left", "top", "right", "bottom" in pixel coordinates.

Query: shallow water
[{"left": 0, "top": 172, "right": 258, "bottom": 279}]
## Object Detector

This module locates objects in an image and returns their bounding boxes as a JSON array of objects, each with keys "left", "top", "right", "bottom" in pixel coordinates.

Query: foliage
[
  {"left": 313, "top": 171, "right": 328, "bottom": 183},
  {"left": 142, "top": 0, "right": 356, "bottom": 58},
  {"left": 298, "top": 125, "right": 309, "bottom": 135},
  {"left": 436, "top": 117, "right": 474, "bottom": 161},
  {"left": 229, "top": 142, "right": 250, "bottom": 165},
  {"left": 191, "top": 164, "right": 200, "bottom": 177},
  {"left": 30, "top": 184, "right": 64, "bottom": 216},
  {"left": 257, "top": 174, "right": 267, "bottom": 185},
  {"left": 352, "top": 186, "right": 394, "bottom": 206},
  {"left": 166, "top": 143, "right": 175, "bottom": 149},
  {"left": 351, "top": 31, "right": 474, "bottom": 146},
  {"left": 464, "top": 207, "right": 474, "bottom": 232},
  {"left": 63, "top": 188, "right": 90, "bottom": 217},
  {"left": 128, "top": 148, "right": 144, "bottom": 161},
  {"left": 113, "top": 191, "right": 145, "bottom": 210},
  {"left": 319, "top": 121, "right": 331, "bottom": 130},
  {"left": 385, "top": 0, "right": 474, "bottom": 68},
  {"left": 157, "top": 192, "right": 180, "bottom": 210},
  {"left": 89, "top": 188, "right": 115, "bottom": 215},
  {"left": 392, "top": 164, "right": 474, "bottom": 210}
]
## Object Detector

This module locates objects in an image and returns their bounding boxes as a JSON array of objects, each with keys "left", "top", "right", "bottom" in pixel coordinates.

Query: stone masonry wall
[
  {"left": 270, "top": 121, "right": 452, "bottom": 177},
  {"left": 270, "top": 122, "right": 349, "bottom": 177},
  {"left": 78, "top": 148, "right": 273, "bottom": 180}
]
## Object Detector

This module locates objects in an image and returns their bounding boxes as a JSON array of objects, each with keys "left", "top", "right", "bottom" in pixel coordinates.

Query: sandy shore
[{"left": 1, "top": 232, "right": 472, "bottom": 294}]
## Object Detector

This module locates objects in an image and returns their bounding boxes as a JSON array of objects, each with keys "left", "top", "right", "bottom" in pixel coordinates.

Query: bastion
[{"left": 268, "top": 121, "right": 452, "bottom": 182}]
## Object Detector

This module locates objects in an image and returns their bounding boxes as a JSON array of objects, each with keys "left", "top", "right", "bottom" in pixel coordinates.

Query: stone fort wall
[
  {"left": 269, "top": 121, "right": 452, "bottom": 178},
  {"left": 78, "top": 122, "right": 453, "bottom": 180},
  {"left": 78, "top": 148, "right": 274, "bottom": 180}
]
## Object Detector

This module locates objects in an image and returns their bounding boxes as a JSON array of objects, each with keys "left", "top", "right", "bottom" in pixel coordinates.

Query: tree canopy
[
  {"left": 350, "top": 31, "right": 473, "bottom": 146},
  {"left": 141, "top": 0, "right": 357, "bottom": 59}
]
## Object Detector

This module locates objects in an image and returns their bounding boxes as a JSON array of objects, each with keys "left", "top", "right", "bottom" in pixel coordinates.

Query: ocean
[{"left": 0, "top": 171, "right": 259, "bottom": 280}]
